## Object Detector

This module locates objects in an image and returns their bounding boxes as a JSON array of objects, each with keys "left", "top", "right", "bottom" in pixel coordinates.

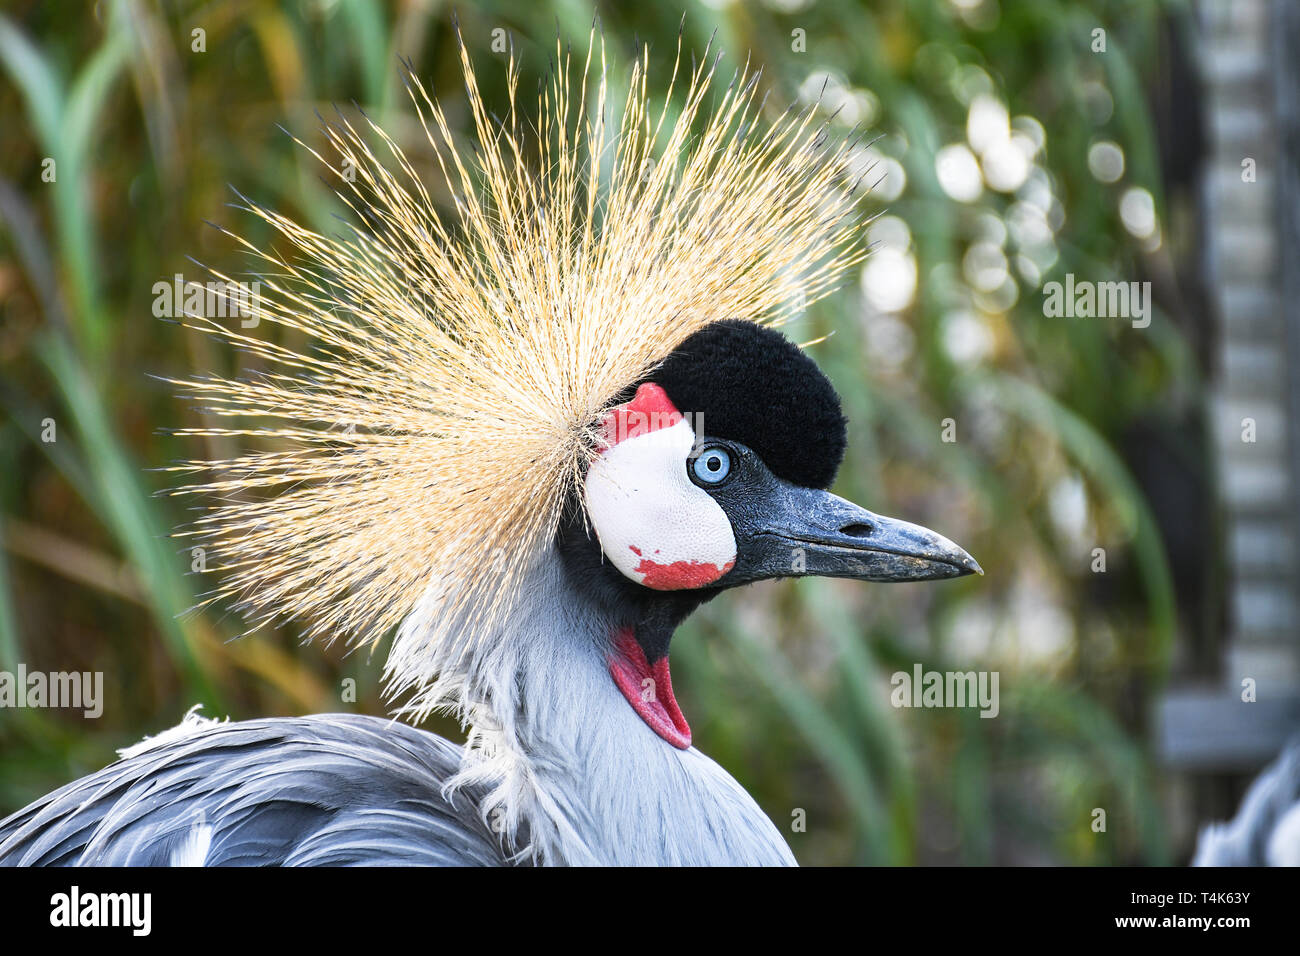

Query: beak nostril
[{"left": 839, "top": 522, "right": 874, "bottom": 538}]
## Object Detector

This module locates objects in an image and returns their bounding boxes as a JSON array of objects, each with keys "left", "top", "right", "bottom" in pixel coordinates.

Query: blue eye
[{"left": 691, "top": 446, "right": 732, "bottom": 485}]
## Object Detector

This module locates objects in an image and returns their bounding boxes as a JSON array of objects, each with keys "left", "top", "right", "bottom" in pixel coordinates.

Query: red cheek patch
[
  {"left": 598, "top": 382, "right": 682, "bottom": 451},
  {"left": 630, "top": 545, "right": 734, "bottom": 590}
]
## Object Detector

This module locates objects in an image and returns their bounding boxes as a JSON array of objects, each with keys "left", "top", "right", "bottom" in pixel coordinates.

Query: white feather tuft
[
  {"left": 117, "top": 705, "right": 228, "bottom": 761},
  {"left": 169, "top": 816, "right": 214, "bottom": 867}
]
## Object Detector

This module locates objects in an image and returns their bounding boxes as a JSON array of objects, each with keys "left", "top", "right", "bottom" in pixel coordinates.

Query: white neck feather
[{"left": 392, "top": 549, "right": 795, "bottom": 866}]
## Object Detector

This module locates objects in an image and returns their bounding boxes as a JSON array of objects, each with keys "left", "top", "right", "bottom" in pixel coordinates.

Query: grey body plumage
[
  {"left": 0, "top": 714, "right": 506, "bottom": 866},
  {"left": 0, "top": 546, "right": 802, "bottom": 867}
]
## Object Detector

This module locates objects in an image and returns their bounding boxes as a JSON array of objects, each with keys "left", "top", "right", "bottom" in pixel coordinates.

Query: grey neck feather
[{"left": 400, "top": 547, "right": 795, "bottom": 866}]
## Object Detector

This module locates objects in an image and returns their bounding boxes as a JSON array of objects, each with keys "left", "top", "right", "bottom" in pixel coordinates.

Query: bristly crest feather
[{"left": 165, "top": 30, "right": 867, "bottom": 720}]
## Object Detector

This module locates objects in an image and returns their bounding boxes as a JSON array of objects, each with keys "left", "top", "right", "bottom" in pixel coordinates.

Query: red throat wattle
[{"left": 608, "top": 628, "right": 692, "bottom": 749}]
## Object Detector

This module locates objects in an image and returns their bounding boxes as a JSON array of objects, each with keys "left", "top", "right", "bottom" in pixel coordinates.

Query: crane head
[
  {"left": 583, "top": 319, "right": 981, "bottom": 591},
  {"left": 568, "top": 319, "right": 981, "bottom": 748}
]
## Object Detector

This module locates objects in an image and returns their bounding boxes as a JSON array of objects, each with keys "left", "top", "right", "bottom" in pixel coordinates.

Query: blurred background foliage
[{"left": 0, "top": 0, "right": 1204, "bottom": 864}]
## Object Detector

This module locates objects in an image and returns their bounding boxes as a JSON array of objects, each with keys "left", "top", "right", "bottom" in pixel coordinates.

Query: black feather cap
[{"left": 646, "top": 319, "right": 847, "bottom": 490}]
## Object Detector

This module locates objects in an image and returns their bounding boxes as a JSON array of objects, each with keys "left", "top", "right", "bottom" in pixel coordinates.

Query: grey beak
[{"left": 731, "top": 481, "right": 982, "bottom": 584}]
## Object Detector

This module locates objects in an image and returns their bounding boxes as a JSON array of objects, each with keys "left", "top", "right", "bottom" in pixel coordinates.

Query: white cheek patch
[{"left": 586, "top": 419, "right": 737, "bottom": 590}]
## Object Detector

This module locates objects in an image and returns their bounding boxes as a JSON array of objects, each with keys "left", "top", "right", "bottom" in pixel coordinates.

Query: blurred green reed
[{"left": 0, "top": 0, "right": 1188, "bottom": 864}]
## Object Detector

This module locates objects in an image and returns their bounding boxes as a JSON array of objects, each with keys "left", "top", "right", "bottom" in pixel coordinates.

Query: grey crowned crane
[{"left": 0, "top": 37, "right": 980, "bottom": 866}]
